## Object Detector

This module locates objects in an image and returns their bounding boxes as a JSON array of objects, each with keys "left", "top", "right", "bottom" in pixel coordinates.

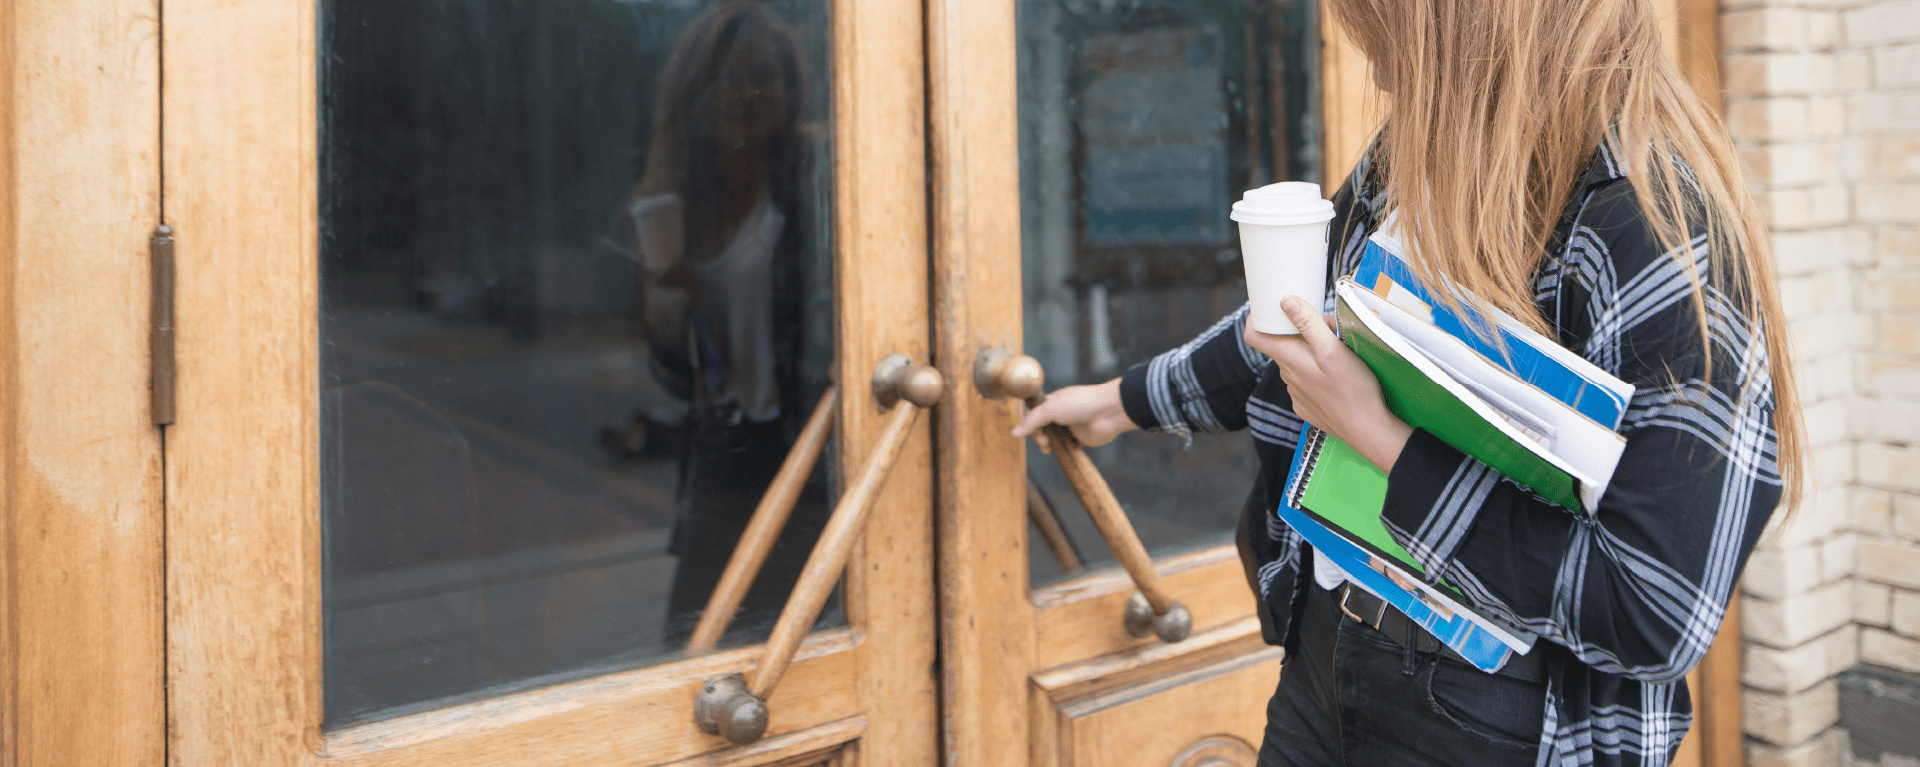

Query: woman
[
  {"left": 1016, "top": 0, "right": 1802, "bottom": 764},
  {"left": 617, "top": 2, "right": 827, "bottom": 647}
]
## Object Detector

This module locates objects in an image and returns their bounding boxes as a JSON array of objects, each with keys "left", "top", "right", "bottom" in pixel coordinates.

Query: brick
[
  {"left": 1859, "top": 489, "right": 1895, "bottom": 535},
  {"left": 1744, "top": 624, "right": 1860, "bottom": 692},
  {"left": 1863, "top": 272, "right": 1920, "bottom": 311},
  {"left": 1862, "top": 627, "right": 1920, "bottom": 672},
  {"left": 1868, "top": 135, "right": 1920, "bottom": 182},
  {"left": 1789, "top": 344, "right": 1858, "bottom": 403},
  {"left": 1838, "top": 50, "right": 1875, "bottom": 91},
  {"left": 1860, "top": 580, "right": 1895, "bottom": 626},
  {"left": 1731, "top": 96, "right": 1817, "bottom": 143},
  {"left": 1821, "top": 534, "right": 1857, "bottom": 582},
  {"left": 1743, "top": 679, "right": 1840, "bottom": 746},
  {"left": 1879, "top": 229, "right": 1920, "bottom": 270},
  {"left": 1897, "top": 588, "right": 1920, "bottom": 637},
  {"left": 1766, "top": 186, "right": 1851, "bottom": 229},
  {"left": 1841, "top": 135, "right": 1873, "bottom": 182},
  {"left": 1746, "top": 728, "right": 1847, "bottom": 767},
  {"left": 1744, "top": 579, "right": 1855, "bottom": 647},
  {"left": 1898, "top": 494, "right": 1920, "bottom": 539},
  {"left": 1779, "top": 273, "right": 1822, "bottom": 320},
  {"left": 1809, "top": 95, "right": 1843, "bottom": 139},
  {"left": 1844, "top": 0, "right": 1920, "bottom": 47},
  {"left": 1876, "top": 43, "right": 1920, "bottom": 90},
  {"left": 1857, "top": 183, "right": 1920, "bottom": 225},
  {"left": 1843, "top": 227, "right": 1876, "bottom": 268},
  {"left": 1863, "top": 356, "right": 1920, "bottom": 400},
  {"left": 1775, "top": 474, "right": 1851, "bottom": 539},
  {"left": 1806, "top": 10, "right": 1840, "bottom": 50},
  {"left": 1885, "top": 315, "right": 1920, "bottom": 354},
  {"left": 1727, "top": 99, "right": 1772, "bottom": 143},
  {"left": 1723, "top": 7, "right": 1842, "bottom": 52},
  {"left": 1766, "top": 143, "right": 1843, "bottom": 187},
  {"left": 1746, "top": 542, "right": 1827, "bottom": 600},
  {"left": 1722, "top": 8, "right": 1773, "bottom": 52},
  {"left": 1789, "top": 315, "right": 1861, "bottom": 361},
  {"left": 1804, "top": 398, "right": 1848, "bottom": 446},
  {"left": 1860, "top": 446, "right": 1920, "bottom": 492},
  {"left": 1727, "top": 52, "right": 1837, "bottom": 97},
  {"left": 1850, "top": 91, "right": 1920, "bottom": 133},
  {"left": 1812, "top": 184, "right": 1850, "bottom": 227},
  {"left": 1771, "top": 228, "right": 1843, "bottom": 275},
  {"left": 1863, "top": 538, "right": 1920, "bottom": 588},
  {"left": 1849, "top": 401, "right": 1920, "bottom": 448},
  {"left": 1814, "top": 444, "right": 1857, "bottom": 490}
]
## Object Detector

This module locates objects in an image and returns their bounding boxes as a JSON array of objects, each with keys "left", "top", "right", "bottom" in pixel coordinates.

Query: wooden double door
[{"left": 1, "top": 0, "right": 1735, "bottom": 766}]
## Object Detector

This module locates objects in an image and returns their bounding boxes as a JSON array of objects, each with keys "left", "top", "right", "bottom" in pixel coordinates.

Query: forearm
[{"left": 1118, "top": 303, "right": 1267, "bottom": 436}]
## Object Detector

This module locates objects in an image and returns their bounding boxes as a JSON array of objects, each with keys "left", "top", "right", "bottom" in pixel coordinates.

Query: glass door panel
[
  {"left": 319, "top": 0, "right": 843, "bottom": 727},
  {"left": 1015, "top": 0, "right": 1319, "bottom": 586}
]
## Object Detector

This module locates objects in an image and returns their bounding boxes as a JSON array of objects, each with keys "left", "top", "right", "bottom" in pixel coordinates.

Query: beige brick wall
[{"left": 1724, "top": 0, "right": 1920, "bottom": 761}]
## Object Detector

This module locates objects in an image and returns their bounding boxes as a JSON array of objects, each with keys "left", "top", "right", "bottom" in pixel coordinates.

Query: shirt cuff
[
  {"left": 1118, "top": 362, "right": 1163, "bottom": 432},
  {"left": 1379, "top": 428, "right": 1497, "bottom": 580}
]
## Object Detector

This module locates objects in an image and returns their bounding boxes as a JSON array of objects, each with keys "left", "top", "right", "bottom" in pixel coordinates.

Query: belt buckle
[{"left": 1338, "top": 586, "right": 1388, "bottom": 630}]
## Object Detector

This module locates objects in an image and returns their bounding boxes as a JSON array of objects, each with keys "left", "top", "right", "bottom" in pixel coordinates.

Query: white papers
[{"left": 1339, "top": 281, "right": 1628, "bottom": 512}]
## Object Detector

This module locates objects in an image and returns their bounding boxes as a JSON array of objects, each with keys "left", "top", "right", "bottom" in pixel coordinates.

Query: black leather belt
[{"left": 1332, "top": 583, "right": 1547, "bottom": 683}]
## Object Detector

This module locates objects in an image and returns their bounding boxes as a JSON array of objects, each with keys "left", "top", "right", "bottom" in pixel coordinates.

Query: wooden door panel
[
  {"left": 1030, "top": 621, "right": 1280, "bottom": 767},
  {"left": 1032, "top": 549, "right": 1253, "bottom": 670}
]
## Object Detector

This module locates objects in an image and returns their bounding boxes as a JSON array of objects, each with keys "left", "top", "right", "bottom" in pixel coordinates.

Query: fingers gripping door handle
[
  {"left": 694, "top": 354, "right": 943, "bottom": 745},
  {"left": 979, "top": 349, "right": 1192, "bottom": 645}
]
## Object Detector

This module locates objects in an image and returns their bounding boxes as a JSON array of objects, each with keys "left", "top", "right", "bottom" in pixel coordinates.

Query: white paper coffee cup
[{"left": 1232, "top": 182, "right": 1335, "bottom": 335}]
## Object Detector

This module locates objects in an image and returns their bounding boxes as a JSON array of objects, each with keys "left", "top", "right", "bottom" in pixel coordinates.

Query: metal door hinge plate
[{"left": 150, "top": 224, "right": 174, "bottom": 425}]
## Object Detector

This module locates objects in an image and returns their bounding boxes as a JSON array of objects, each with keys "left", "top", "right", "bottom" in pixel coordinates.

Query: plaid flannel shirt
[{"left": 1117, "top": 141, "right": 1782, "bottom": 767}]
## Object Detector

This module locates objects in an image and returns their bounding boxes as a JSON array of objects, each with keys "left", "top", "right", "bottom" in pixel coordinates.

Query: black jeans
[{"left": 1258, "top": 584, "right": 1548, "bottom": 766}]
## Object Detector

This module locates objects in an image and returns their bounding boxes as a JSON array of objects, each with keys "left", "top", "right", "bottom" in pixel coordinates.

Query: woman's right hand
[{"left": 1011, "top": 377, "right": 1139, "bottom": 453}]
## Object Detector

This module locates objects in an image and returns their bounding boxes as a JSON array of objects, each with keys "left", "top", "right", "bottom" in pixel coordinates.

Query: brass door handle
[
  {"left": 694, "top": 354, "right": 943, "bottom": 745},
  {"left": 686, "top": 387, "right": 839, "bottom": 652},
  {"left": 987, "top": 348, "right": 1189, "bottom": 644}
]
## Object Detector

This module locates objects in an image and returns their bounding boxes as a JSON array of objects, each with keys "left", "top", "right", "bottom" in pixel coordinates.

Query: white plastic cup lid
[{"left": 1231, "top": 182, "right": 1335, "bottom": 226}]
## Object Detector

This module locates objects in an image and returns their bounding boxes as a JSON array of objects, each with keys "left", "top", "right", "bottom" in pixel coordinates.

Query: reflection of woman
[
  {"left": 621, "top": 2, "right": 826, "bottom": 646},
  {"left": 1019, "top": 0, "right": 1802, "bottom": 763}
]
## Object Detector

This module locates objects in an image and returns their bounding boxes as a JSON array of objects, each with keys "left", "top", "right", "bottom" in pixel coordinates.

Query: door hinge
[{"left": 150, "top": 224, "right": 175, "bottom": 425}]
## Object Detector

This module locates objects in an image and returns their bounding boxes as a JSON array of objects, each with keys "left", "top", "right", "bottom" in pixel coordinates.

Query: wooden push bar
[
  {"left": 1029, "top": 393, "right": 1191, "bottom": 644},
  {"left": 694, "top": 355, "right": 943, "bottom": 745}
]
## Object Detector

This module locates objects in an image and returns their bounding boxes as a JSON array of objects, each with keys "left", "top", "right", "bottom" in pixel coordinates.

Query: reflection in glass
[
  {"left": 1016, "top": 0, "right": 1319, "bottom": 586},
  {"left": 321, "top": 0, "right": 836, "bottom": 728}
]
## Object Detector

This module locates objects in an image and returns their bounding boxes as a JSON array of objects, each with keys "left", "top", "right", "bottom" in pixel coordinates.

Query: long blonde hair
[{"left": 1326, "top": 0, "right": 1805, "bottom": 510}]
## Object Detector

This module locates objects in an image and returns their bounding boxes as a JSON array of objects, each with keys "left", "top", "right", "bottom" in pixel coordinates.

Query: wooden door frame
[
  {"left": 156, "top": 1, "right": 935, "bottom": 764},
  {"left": 0, "top": 0, "right": 167, "bottom": 765}
]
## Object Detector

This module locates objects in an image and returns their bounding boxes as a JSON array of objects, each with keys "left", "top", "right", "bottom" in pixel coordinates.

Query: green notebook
[
  {"left": 1335, "top": 289, "right": 1583, "bottom": 511},
  {"left": 1290, "top": 430, "right": 1419, "bottom": 572}
]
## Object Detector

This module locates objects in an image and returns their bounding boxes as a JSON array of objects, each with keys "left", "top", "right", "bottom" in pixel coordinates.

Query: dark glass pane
[
  {"left": 1016, "top": 0, "right": 1320, "bottom": 587},
  {"left": 320, "top": 0, "right": 838, "bottom": 728}
]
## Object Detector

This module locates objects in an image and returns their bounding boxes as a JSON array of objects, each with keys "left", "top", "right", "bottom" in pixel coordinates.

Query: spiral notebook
[{"left": 1277, "top": 425, "right": 1533, "bottom": 673}]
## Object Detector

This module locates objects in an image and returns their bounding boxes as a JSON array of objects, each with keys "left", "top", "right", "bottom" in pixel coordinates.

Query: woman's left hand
[{"left": 1243, "top": 295, "right": 1414, "bottom": 474}]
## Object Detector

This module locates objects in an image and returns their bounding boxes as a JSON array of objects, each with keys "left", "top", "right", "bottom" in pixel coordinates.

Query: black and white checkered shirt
[{"left": 1118, "top": 140, "right": 1781, "bottom": 767}]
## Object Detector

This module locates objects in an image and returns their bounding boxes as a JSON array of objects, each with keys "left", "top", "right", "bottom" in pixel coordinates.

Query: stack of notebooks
[{"left": 1277, "top": 230, "right": 1635, "bottom": 673}]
